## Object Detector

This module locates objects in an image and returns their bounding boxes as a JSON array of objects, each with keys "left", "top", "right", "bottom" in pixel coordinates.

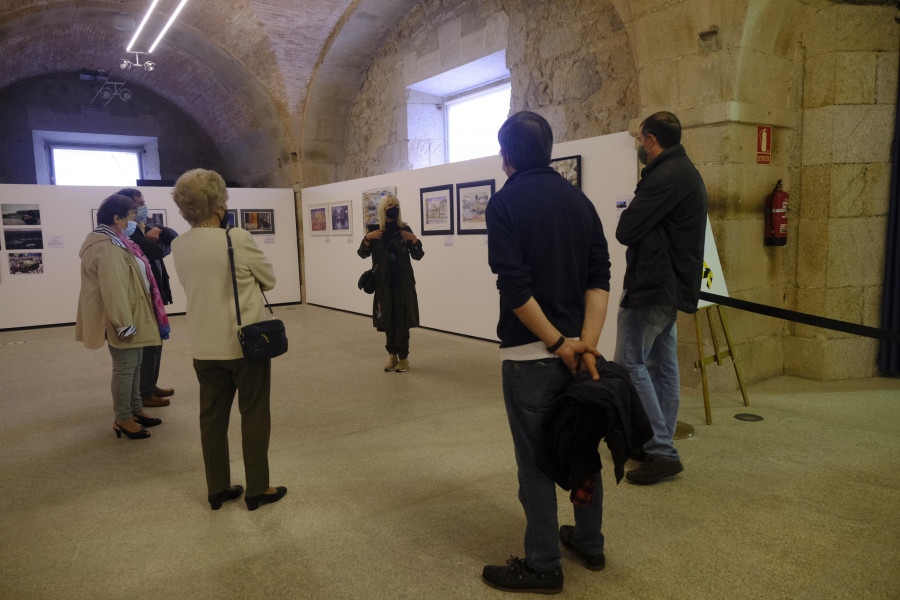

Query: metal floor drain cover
[{"left": 734, "top": 413, "right": 763, "bottom": 422}]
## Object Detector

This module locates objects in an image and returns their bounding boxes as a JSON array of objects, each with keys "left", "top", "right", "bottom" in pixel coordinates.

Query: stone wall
[{"left": 787, "top": 1, "right": 898, "bottom": 380}]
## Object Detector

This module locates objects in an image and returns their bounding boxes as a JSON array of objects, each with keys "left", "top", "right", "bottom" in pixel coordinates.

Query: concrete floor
[{"left": 1, "top": 304, "right": 899, "bottom": 599}]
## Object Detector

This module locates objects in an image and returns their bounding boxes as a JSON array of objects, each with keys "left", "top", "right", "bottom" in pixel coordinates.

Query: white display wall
[
  {"left": 302, "top": 131, "right": 638, "bottom": 356},
  {"left": 0, "top": 184, "right": 301, "bottom": 330}
]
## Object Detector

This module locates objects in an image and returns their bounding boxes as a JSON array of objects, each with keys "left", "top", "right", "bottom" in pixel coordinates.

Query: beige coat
[
  {"left": 75, "top": 232, "right": 162, "bottom": 350},
  {"left": 172, "top": 227, "right": 275, "bottom": 360}
]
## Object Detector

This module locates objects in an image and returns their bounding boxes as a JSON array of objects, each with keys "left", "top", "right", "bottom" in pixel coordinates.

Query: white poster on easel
[{"left": 698, "top": 217, "right": 729, "bottom": 308}]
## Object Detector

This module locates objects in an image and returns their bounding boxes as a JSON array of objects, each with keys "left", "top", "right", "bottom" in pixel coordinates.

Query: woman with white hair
[
  {"left": 358, "top": 194, "right": 424, "bottom": 372},
  {"left": 170, "top": 168, "right": 287, "bottom": 512}
]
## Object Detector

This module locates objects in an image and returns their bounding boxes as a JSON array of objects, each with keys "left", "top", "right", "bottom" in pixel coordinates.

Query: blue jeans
[
  {"left": 108, "top": 345, "right": 143, "bottom": 422},
  {"left": 614, "top": 304, "right": 680, "bottom": 460},
  {"left": 502, "top": 359, "right": 604, "bottom": 572}
]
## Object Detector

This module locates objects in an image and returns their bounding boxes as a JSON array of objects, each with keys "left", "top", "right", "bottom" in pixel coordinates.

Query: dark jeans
[
  {"left": 139, "top": 344, "right": 162, "bottom": 399},
  {"left": 384, "top": 285, "right": 410, "bottom": 359},
  {"left": 502, "top": 358, "right": 604, "bottom": 572},
  {"left": 193, "top": 358, "right": 272, "bottom": 497}
]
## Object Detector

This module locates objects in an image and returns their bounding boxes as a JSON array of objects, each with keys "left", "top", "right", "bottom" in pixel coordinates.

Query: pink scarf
[{"left": 118, "top": 232, "right": 171, "bottom": 340}]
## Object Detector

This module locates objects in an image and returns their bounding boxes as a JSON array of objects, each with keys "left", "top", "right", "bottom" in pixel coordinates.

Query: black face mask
[
  {"left": 219, "top": 209, "right": 230, "bottom": 229},
  {"left": 637, "top": 145, "right": 649, "bottom": 166},
  {"left": 386, "top": 207, "right": 399, "bottom": 219}
]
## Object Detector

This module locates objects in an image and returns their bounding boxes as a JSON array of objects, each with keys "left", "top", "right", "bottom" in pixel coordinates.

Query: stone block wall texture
[{"left": 790, "top": 1, "right": 898, "bottom": 380}]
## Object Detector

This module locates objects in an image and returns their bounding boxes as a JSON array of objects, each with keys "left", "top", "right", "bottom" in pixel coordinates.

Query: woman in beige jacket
[
  {"left": 171, "top": 169, "right": 286, "bottom": 511},
  {"left": 76, "top": 194, "right": 163, "bottom": 439}
]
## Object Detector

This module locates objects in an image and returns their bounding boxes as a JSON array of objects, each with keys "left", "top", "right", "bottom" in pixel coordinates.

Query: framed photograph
[
  {"left": 420, "top": 184, "right": 453, "bottom": 236},
  {"left": 308, "top": 203, "right": 328, "bottom": 236},
  {"left": 225, "top": 209, "right": 238, "bottom": 230},
  {"left": 456, "top": 179, "right": 494, "bottom": 235},
  {"left": 329, "top": 201, "right": 352, "bottom": 235},
  {"left": 550, "top": 155, "right": 582, "bottom": 189},
  {"left": 9, "top": 252, "right": 43, "bottom": 275},
  {"left": 2, "top": 204, "right": 41, "bottom": 226},
  {"left": 362, "top": 187, "right": 396, "bottom": 230},
  {"left": 241, "top": 209, "right": 275, "bottom": 235},
  {"left": 4, "top": 229, "right": 43, "bottom": 250},
  {"left": 146, "top": 209, "right": 167, "bottom": 228}
]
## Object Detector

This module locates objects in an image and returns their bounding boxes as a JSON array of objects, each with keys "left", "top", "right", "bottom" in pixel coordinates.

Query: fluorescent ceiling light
[
  {"left": 148, "top": 0, "right": 190, "bottom": 53},
  {"left": 125, "top": 0, "right": 160, "bottom": 52}
]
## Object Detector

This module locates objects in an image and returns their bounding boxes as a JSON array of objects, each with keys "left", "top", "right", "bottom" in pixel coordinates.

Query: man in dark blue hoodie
[
  {"left": 615, "top": 112, "right": 707, "bottom": 485},
  {"left": 483, "top": 111, "right": 611, "bottom": 594}
]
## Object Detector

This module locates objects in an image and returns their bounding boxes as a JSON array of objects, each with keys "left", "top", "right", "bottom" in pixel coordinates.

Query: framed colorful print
[
  {"left": 550, "top": 155, "right": 581, "bottom": 189},
  {"left": 362, "top": 187, "right": 396, "bottom": 231},
  {"left": 456, "top": 179, "right": 494, "bottom": 235},
  {"left": 225, "top": 209, "right": 238, "bottom": 230},
  {"left": 420, "top": 184, "right": 453, "bottom": 236},
  {"left": 308, "top": 203, "right": 328, "bottom": 236},
  {"left": 241, "top": 209, "right": 275, "bottom": 235},
  {"left": 329, "top": 201, "right": 352, "bottom": 235}
]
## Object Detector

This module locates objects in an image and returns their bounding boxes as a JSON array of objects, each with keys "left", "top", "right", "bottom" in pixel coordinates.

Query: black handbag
[
  {"left": 227, "top": 230, "right": 288, "bottom": 360},
  {"left": 358, "top": 267, "right": 376, "bottom": 294}
]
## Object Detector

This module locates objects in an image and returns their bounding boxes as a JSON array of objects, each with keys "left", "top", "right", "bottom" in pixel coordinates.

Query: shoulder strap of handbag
[{"left": 226, "top": 229, "right": 275, "bottom": 328}]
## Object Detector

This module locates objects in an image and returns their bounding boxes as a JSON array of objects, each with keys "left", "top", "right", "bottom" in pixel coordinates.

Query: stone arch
[{"left": 0, "top": 2, "right": 294, "bottom": 186}]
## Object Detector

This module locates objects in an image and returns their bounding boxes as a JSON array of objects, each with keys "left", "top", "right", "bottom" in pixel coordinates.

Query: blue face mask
[
  {"left": 124, "top": 220, "right": 137, "bottom": 236},
  {"left": 135, "top": 205, "right": 149, "bottom": 223}
]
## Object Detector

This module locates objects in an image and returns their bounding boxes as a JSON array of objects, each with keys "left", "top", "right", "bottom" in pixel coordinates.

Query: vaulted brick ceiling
[{"left": 0, "top": 0, "right": 412, "bottom": 153}]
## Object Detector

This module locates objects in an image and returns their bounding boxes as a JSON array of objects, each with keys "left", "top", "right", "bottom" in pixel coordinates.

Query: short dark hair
[
  {"left": 640, "top": 112, "right": 681, "bottom": 148},
  {"left": 97, "top": 194, "right": 137, "bottom": 226},
  {"left": 116, "top": 188, "right": 142, "bottom": 200},
  {"left": 497, "top": 111, "right": 553, "bottom": 171}
]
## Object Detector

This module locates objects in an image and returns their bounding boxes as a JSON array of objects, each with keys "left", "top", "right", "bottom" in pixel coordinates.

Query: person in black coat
[
  {"left": 357, "top": 194, "right": 424, "bottom": 373},
  {"left": 118, "top": 188, "right": 178, "bottom": 407}
]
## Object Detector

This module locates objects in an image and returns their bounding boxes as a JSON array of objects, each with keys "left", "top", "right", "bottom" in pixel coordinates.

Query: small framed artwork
[
  {"left": 146, "top": 209, "right": 167, "bottom": 228},
  {"left": 225, "top": 209, "right": 238, "bottom": 230},
  {"left": 329, "top": 201, "right": 352, "bottom": 235},
  {"left": 9, "top": 252, "right": 43, "bottom": 274},
  {"left": 241, "top": 209, "right": 275, "bottom": 235},
  {"left": 90, "top": 209, "right": 99, "bottom": 230},
  {"left": 420, "top": 184, "right": 453, "bottom": 236},
  {"left": 362, "top": 187, "right": 396, "bottom": 231},
  {"left": 550, "top": 155, "right": 582, "bottom": 189},
  {"left": 308, "top": 204, "right": 328, "bottom": 236},
  {"left": 456, "top": 179, "right": 494, "bottom": 235},
  {"left": 2, "top": 204, "right": 41, "bottom": 226},
  {"left": 4, "top": 229, "right": 43, "bottom": 250}
]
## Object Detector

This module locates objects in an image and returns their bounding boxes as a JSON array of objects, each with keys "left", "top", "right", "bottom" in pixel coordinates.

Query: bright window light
[
  {"left": 446, "top": 82, "right": 511, "bottom": 163},
  {"left": 52, "top": 148, "right": 141, "bottom": 186}
]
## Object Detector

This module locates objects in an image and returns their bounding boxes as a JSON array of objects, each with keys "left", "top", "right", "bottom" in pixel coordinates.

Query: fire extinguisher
[{"left": 765, "top": 179, "right": 789, "bottom": 246}]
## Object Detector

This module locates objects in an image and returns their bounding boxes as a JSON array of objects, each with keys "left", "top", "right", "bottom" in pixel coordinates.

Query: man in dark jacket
[
  {"left": 615, "top": 112, "right": 707, "bottom": 485},
  {"left": 483, "top": 111, "right": 611, "bottom": 594},
  {"left": 119, "top": 188, "right": 178, "bottom": 408}
]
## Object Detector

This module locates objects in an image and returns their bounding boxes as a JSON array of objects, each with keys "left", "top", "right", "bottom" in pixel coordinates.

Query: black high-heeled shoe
[
  {"left": 113, "top": 422, "right": 150, "bottom": 439},
  {"left": 245, "top": 486, "right": 287, "bottom": 511},
  {"left": 133, "top": 414, "right": 162, "bottom": 428},
  {"left": 208, "top": 485, "right": 244, "bottom": 510}
]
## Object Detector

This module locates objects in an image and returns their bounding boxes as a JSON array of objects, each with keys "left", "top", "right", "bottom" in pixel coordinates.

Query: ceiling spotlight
[
  {"left": 120, "top": 89, "right": 133, "bottom": 101},
  {"left": 143, "top": 61, "right": 155, "bottom": 72},
  {"left": 119, "top": 59, "right": 133, "bottom": 70},
  {"left": 99, "top": 87, "right": 114, "bottom": 100}
]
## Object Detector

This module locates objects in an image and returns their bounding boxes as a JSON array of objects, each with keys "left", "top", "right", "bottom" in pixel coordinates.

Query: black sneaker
[
  {"left": 625, "top": 455, "right": 684, "bottom": 485},
  {"left": 482, "top": 557, "right": 563, "bottom": 594},
  {"left": 559, "top": 525, "right": 606, "bottom": 571}
]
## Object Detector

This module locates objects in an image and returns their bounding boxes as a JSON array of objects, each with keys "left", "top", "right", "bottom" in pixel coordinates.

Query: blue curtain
[{"left": 878, "top": 69, "right": 900, "bottom": 376}]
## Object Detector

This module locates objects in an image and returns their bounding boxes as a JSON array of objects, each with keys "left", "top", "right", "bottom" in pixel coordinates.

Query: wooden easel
[{"left": 693, "top": 304, "right": 749, "bottom": 424}]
